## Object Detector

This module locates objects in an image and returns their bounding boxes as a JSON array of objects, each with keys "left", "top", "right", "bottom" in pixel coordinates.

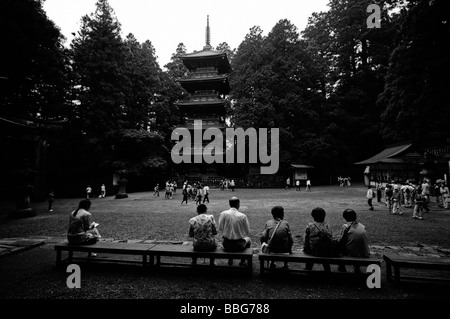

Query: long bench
[
  {"left": 148, "top": 244, "right": 253, "bottom": 272},
  {"left": 54, "top": 242, "right": 254, "bottom": 273},
  {"left": 258, "top": 251, "right": 382, "bottom": 275},
  {"left": 383, "top": 253, "right": 450, "bottom": 283},
  {"left": 54, "top": 241, "right": 156, "bottom": 268}
]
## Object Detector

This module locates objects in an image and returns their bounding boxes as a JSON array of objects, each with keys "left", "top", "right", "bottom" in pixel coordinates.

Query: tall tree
[
  {"left": 71, "top": 0, "right": 128, "bottom": 170},
  {"left": 302, "top": 0, "right": 403, "bottom": 164},
  {"left": 0, "top": 0, "right": 69, "bottom": 121},
  {"left": 164, "top": 43, "right": 188, "bottom": 81},
  {"left": 379, "top": 0, "right": 450, "bottom": 146},
  {"left": 123, "top": 34, "right": 162, "bottom": 130},
  {"left": 216, "top": 42, "right": 236, "bottom": 63}
]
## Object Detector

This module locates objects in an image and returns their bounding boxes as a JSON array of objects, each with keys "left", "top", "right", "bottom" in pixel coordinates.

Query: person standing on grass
[
  {"left": 203, "top": 184, "right": 210, "bottom": 203},
  {"left": 306, "top": 179, "right": 311, "bottom": 191},
  {"left": 230, "top": 179, "right": 235, "bottom": 192},
  {"left": 385, "top": 183, "right": 393, "bottom": 211},
  {"left": 366, "top": 185, "right": 375, "bottom": 210},
  {"left": 285, "top": 177, "right": 290, "bottom": 190},
  {"left": 391, "top": 185, "right": 404, "bottom": 215},
  {"left": 189, "top": 204, "right": 218, "bottom": 265},
  {"left": 153, "top": 184, "right": 160, "bottom": 197},
  {"left": 219, "top": 197, "right": 251, "bottom": 266},
  {"left": 48, "top": 190, "right": 55, "bottom": 212},
  {"left": 296, "top": 180, "right": 300, "bottom": 191},
  {"left": 337, "top": 209, "right": 370, "bottom": 273},
  {"left": 440, "top": 182, "right": 449, "bottom": 209},
  {"left": 195, "top": 184, "right": 203, "bottom": 205},
  {"left": 181, "top": 186, "right": 189, "bottom": 204},
  {"left": 100, "top": 184, "right": 106, "bottom": 198},
  {"left": 86, "top": 185, "right": 92, "bottom": 199},
  {"left": 376, "top": 181, "right": 383, "bottom": 203},
  {"left": 413, "top": 193, "right": 425, "bottom": 220}
]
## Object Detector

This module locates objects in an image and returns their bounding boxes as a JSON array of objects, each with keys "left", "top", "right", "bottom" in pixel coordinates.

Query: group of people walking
[{"left": 366, "top": 179, "right": 449, "bottom": 220}]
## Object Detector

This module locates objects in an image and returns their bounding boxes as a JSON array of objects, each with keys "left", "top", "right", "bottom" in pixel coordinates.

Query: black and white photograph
[{"left": 1, "top": 0, "right": 449, "bottom": 313}]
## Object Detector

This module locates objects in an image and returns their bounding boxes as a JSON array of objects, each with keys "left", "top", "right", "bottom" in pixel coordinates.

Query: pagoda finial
[{"left": 204, "top": 15, "right": 212, "bottom": 50}]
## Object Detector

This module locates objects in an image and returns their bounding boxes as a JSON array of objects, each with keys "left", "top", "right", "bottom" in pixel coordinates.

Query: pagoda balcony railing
[
  {"left": 178, "top": 96, "right": 222, "bottom": 103},
  {"left": 185, "top": 120, "right": 225, "bottom": 129},
  {"left": 187, "top": 71, "right": 219, "bottom": 79}
]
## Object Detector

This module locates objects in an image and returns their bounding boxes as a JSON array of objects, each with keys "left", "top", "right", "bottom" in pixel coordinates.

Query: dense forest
[{"left": 0, "top": 0, "right": 449, "bottom": 199}]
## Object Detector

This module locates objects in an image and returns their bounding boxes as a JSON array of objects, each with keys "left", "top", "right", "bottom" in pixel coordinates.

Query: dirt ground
[{"left": 0, "top": 184, "right": 449, "bottom": 314}]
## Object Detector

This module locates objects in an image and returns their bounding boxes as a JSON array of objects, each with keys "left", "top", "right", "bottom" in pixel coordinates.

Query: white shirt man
[{"left": 218, "top": 197, "right": 251, "bottom": 265}]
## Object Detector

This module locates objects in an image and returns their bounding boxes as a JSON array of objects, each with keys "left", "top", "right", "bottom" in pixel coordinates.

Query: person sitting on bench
[
  {"left": 219, "top": 197, "right": 251, "bottom": 266},
  {"left": 189, "top": 204, "right": 218, "bottom": 265},
  {"left": 67, "top": 199, "right": 101, "bottom": 257},
  {"left": 260, "top": 206, "right": 293, "bottom": 269},
  {"left": 303, "top": 207, "right": 337, "bottom": 271},
  {"left": 337, "top": 209, "right": 370, "bottom": 273}
]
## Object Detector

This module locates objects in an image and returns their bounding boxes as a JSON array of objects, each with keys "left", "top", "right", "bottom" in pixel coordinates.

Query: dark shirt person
[
  {"left": 303, "top": 207, "right": 336, "bottom": 271},
  {"left": 260, "top": 206, "right": 293, "bottom": 269},
  {"left": 67, "top": 199, "right": 101, "bottom": 257},
  {"left": 337, "top": 209, "right": 370, "bottom": 273}
]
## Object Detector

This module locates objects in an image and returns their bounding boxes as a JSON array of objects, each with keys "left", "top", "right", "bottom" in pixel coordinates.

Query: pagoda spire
[{"left": 204, "top": 15, "right": 212, "bottom": 51}]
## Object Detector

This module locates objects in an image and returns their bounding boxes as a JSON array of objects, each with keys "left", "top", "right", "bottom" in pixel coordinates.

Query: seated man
[
  {"left": 188, "top": 204, "right": 217, "bottom": 265},
  {"left": 218, "top": 197, "right": 251, "bottom": 266},
  {"left": 338, "top": 209, "right": 370, "bottom": 273}
]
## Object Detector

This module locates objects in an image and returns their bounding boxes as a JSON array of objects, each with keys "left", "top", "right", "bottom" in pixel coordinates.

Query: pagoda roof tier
[
  {"left": 180, "top": 50, "right": 232, "bottom": 74},
  {"left": 177, "top": 99, "right": 226, "bottom": 107},
  {"left": 178, "top": 76, "right": 230, "bottom": 95}
]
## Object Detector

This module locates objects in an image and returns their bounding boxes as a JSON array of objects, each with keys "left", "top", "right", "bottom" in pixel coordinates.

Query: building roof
[
  {"left": 180, "top": 50, "right": 232, "bottom": 74},
  {"left": 354, "top": 143, "right": 414, "bottom": 165},
  {"left": 178, "top": 76, "right": 230, "bottom": 95},
  {"left": 181, "top": 50, "right": 226, "bottom": 59}
]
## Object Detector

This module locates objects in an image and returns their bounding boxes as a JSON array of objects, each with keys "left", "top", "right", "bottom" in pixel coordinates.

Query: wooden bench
[
  {"left": 148, "top": 244, "right": 254, "bottom": 272},
  {"left": 54, "top": 242, "right": 254, "bottom": 273},
  {"left": 259, "top": 251, "right": 381, "bottom": 275},
  {"left": 383, "top": 253, "right": 450, "bottom": 283},
  {"left": 54, "top": 241, "right": 156, "bottom": 268}
]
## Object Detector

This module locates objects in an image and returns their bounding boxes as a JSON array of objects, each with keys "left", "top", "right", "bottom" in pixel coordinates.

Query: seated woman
[
  {"left": 303, "top": 207, "right": 337, "bottom": 271},
  {"left": 67, "top": 199, "right": 101, "bottom": 256},
  {"left": 338, "top": 209, "right": 370, "bottom": 273},
  {"left": 188, "top": 204, "right": 218, "bottom": 265},
  {"left": 260, "top": 206, "right": 293, "bottom": 269}
]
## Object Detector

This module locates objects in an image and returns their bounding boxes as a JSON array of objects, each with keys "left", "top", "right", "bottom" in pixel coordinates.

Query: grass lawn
[{"left": 1, "top": 183, "right": 449, "bottom": 250}]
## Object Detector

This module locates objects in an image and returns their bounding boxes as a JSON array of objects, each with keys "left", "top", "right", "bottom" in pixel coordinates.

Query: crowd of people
[
  {"left": 367, "top": 179, "right": 449, "bottom": 219},
  {"left": 337, "top": 176, "right": 352, "bottom": 187},
  {"left": 67, "top": 196, "right": 370, "bottom": 272}
]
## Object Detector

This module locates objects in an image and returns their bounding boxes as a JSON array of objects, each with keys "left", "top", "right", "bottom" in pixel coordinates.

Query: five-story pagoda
[{"left": 175, "top": 16, "right": 232, "bottom": 181}]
